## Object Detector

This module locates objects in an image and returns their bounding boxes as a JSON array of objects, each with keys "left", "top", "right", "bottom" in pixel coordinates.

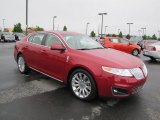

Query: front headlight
[{"left": 102, "top": 66, "right": 133, "bottom": 77}]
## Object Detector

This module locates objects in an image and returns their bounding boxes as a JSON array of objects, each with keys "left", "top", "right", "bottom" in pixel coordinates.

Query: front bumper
[{"left": 96, "top": 72, "right": 147, "bottom": 98}]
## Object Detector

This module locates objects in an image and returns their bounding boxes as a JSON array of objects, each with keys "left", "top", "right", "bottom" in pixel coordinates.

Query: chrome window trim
[{"left": 27, "top": 32, "right": 67, "bottom": 50}]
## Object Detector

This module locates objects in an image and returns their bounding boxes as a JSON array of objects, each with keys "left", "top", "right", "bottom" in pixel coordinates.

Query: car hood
[{"left": 79, "top": 48, "right": 143, "bottom": 69}]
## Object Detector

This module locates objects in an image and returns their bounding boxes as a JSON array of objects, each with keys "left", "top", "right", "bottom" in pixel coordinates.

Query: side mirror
[{"left": 51, "top": 44, "right": 66, "bottom": 51}]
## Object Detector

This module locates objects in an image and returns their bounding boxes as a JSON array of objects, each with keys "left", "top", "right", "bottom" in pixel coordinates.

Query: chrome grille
[{"left": 130, "top": 68, "right": 144, "bottom": 80}]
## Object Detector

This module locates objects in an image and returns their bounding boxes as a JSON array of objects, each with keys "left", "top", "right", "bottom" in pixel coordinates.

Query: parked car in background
[
  {"left": 102, "top": 37, "right": 141, "bottom": 56},
  {"left": 137, "top": 40, "right": 158, "bottom": 50},
  {"left": 13, "top": 33, "right": 26, "bottom": 41},
  {"left": 14, "top": 31, "right": 147, "bottom": 101},
  {"left": 1, "top": 32, "right": 15, "bottom": 42},
  {"left": 130, "top": 36, "right": 143, "bottom": 44},
  {"left": 143, "top": 41, "right": 160, "bottom": 61}
]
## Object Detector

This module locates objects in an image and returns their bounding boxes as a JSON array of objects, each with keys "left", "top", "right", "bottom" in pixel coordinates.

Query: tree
[
  {"left": 106, "top": 34, "right": 111, "bottom": 37},
  {"left": 112, "top": 34, "right": 117, "bottom": 37},
  {"left": 12, "top": 23, "right": 23, "bottom": 33},
  {"left": 63, "top": 26, "right": 67, "bottom": 31},
  {"left": 90, "top": 31, "right": 96, "bottom": 37},
  {"left": 4, "top": 28, "right": 9, "bottom": 32},
  {"left": 142, "top": 35, "right": 147, "bottom": 40},
  {"left": 118, "top": 32, "right": 123, "bottom": 38},
  {"left": 126, "top": 34, "right": 131, "bottom": 39},
  {"left": 35, "top": 26, "right": 44, "bottom": 31},
  {"left": 152, "top": 34, "right": 157, "bottom": 40}
]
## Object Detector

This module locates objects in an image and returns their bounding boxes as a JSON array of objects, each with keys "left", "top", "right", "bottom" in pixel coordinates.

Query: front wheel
[
  {"left": 17, "top": 54, "right": 30, "bottom": 74},
  {"left": 150, "top": 57, "right": 157, "bottom": 62},
  {"left": 132, "top": 49, "right": 139, "bottom": 56},
  {"left": 69, "top": 69, "right": 97, "bottom": 101}
]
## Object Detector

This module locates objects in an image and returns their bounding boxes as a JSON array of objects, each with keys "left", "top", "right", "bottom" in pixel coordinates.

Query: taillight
[{"left": 151, "top": 47, "right": 156, "bottom": 51}]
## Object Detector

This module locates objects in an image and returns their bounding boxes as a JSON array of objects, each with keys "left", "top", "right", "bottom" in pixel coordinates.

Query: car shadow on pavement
[{"left": 144, "top": 59, "right": 160, "bottom": 65}]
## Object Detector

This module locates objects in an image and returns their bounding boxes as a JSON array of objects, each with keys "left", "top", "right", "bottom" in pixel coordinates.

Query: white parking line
[{"left": 0, "top": 79, "right": 64, "bottom": 104}]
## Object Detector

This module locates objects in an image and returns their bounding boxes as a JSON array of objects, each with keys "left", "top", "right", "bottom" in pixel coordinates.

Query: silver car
[
  {"left": 1, "top": 32, "right": 15, "bottom": 42},
  {"left": 143, "top": 41, "right": 160, "bottom": 61}
]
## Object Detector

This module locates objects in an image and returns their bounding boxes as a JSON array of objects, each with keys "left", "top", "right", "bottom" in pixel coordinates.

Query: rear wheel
[
  {"left": 17, "top": 54, "right": 30, "bottom": 74},
  {"left": 69, "top": 69, "right": 97, "bottom": 101},
  {"left": 132, "top": 49, "right": 139, "bottom": 56},
  {"left": 150, "top": 57, "right": 157, "bottom": 62}
]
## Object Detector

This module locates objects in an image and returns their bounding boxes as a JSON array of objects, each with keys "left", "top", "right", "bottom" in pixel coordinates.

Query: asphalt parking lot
[{"left": 0, "top": 43, "right": 160, "bottom": 120}]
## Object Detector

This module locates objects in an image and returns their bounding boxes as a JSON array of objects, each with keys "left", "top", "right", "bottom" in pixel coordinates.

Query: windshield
[
  {"left": 62, "top": 34, "right": 104, "bottom": 50},
  {"left": 3, "top": 32, "right": 11, "bottom": 35}
]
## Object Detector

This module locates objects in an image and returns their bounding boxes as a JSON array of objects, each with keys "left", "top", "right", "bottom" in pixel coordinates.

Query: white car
[
  {"left": 1, "top": 32, "right": 15, "bottom": 42},
  {"left": 143, "top": 41, "right": 160, "bottom": 61}
]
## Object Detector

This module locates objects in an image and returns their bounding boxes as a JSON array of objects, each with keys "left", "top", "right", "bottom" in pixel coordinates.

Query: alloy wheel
[{"left": 71, "top": 72, "right": 92, "bottom": 99}]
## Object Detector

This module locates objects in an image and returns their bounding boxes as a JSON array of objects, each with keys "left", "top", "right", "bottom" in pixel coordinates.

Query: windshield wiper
[
  {"left": 77, "top": 48, "right": 92, "bottom": 50},
  {"left": 77, "top": 47, "right": 105, "bottom": 50},
  {"left": 90, "top": 47, "right": 105, "bottom": 49}
]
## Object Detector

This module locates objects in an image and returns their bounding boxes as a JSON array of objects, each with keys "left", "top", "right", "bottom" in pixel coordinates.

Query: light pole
[
  {"left": 138, "top": 30, "right": 141, "bottom": 36},
  {"left": 158, "top": 31, "right": 160, "bottom": 39},
  {"left": 98, "top": 13, "right": 107, "bottom": 38},
  {"left": 141, "top": 28, "right": 146, "bottom": 36},
  {"left": 26, "top": 0, "right": 28, "bottom": 35},
  {"left": 118, "top": 29, "right": 120, "bottom": 35},
  {"left": 53, "top": 16, "right": 57, "bottom": 30},
  {"left": 127, "top": 23, "right": 133, "bottom": 35},
  {"left": 85, "top": 22, "right": 90, "bottom": 35},
  {"left": 105, "top": 26, "right": 108, "bottom": 35},
  {"left": 2, "top": 19, "right": 5, "bottom": 31}
]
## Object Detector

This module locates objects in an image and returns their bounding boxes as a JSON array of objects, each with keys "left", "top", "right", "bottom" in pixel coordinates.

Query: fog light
[{"left": 112, "top": 87, "right": 128, "bottom": 96}]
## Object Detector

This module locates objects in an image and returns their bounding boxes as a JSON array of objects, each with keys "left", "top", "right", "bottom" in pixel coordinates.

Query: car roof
[{"left": 44, "top": 31, "right": 81, "bottom": 35}]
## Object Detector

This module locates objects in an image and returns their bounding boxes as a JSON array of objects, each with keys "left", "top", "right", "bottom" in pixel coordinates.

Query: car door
[
  {"left": 23, "top": 33, "right": 46, "bottom": 70},
  {"left": 119, "top": 39, "right": 130, "bottom": 53},
  {"left": 109, "top": 38, "right": 121, "bottom": 50},
  {"left": 39, "top": 33, "right": 67, "bottom": 81}
]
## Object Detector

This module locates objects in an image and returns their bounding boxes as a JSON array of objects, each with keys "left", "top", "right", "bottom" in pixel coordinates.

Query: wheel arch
[
  {"left": 66, "top": 66, "right": 98, "bottom": 88},
  {"left": 16, "top": 52, "right": 23, "bottom": 62}
]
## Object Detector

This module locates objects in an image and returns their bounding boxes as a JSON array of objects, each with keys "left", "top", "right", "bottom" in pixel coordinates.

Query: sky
[{"left": 0, "top": 0, "right": 160, "bottom": 36}]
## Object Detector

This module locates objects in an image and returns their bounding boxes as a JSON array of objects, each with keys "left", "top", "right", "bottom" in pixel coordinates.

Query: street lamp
[
  {"left": 98, "top": 12, "right": 107, "bottom": 38},
  {"left": 141, "top": 28, "right": 146, "bottom": 36},
  {"left": 158, "top": 31, "right": 160, "bottom": 39},
  {"left": 118, "top": 29, "right": 120, "bottom": 34},
  {"left": 138, "top": 30, "right": 141, "bottom": 36},
  {"left": 2, "top": 19, "right": 5, "bottom": 31},
  {"left": 105, "top": 26, "right": 108, "bottom": 35},
  {"left": 85, "top": 22, "right": 90, "bottom": 35},
  {"left": 53, "top": 16, "right": 57, "bottom": 30},
  {"left": 127, "top": 23, "right": 133, "bottom": 35},
  {"left": 26, "top": 0, "right": 28, "bottom": 35}
]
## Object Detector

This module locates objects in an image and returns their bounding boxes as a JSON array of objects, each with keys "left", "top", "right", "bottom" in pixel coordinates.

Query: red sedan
[
  {"left": 102, "top": 37, "right": 141, "bottom": 56},
  {"left": 14, "top": 31, "right": 148, "bottom": 101}
]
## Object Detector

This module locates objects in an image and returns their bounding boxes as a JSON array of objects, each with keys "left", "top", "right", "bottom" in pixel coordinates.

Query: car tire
[
  {"left": 150, "top": 57, "right": 157, "bottom": 62},
  {"left": 17, "top": 54, "right": 30, "bottom": 74},
  {"left": 3, "top": 38, "right": 6, "bottom": 42},
  {"left": 69, "top": 69, "right": 97, "bottom": 101},
  {"left": 132, "top": 49, "right": 139, "bottom": 56}
]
